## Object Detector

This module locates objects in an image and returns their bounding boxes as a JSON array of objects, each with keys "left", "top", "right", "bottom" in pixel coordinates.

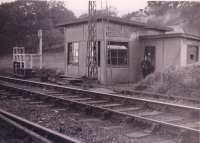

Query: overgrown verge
[{"left": 134, "top": 64, "right": 200, "bottom": 97}]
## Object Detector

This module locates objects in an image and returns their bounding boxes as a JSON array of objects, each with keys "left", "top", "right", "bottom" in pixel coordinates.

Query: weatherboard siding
[{"left": 63, "top": 21, "right": 165, "bottom": 84}]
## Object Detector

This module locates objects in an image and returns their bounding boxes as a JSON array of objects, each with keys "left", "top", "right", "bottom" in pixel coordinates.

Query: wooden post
[{"left": 38, "top": 29, "right": 43, "bottom": 69}]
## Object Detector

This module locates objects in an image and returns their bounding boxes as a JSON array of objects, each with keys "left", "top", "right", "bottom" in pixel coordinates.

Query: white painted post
[
  {"left": 180, "top": 39, "right": 187, "bottom": 67},
  {"left": 64, "top": 28, "right": 68, "bottom": 74},
  {"left": 38, "top": 29, "right": 43, "bottom": 69}
]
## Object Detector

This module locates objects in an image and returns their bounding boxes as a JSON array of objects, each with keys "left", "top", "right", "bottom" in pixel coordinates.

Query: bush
[
  {"left": 37, "top": 68, "right": 64, "bottom": 82},
  {"left": 134, "top": 64, "right": 200, "bottom": 97}
]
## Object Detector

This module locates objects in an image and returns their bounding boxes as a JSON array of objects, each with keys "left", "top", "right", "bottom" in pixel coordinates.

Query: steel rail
[
  {"left": 0, "top": 108, "right": 83, "bottom": 143},
  {"left": 0, "top": 81, "right": 199, "bottom": 135},
  {"left": 0, "top": 75, "right": 199, "bottom": 111},
  {"left": 0, "top": 113, "right": 53, "bottom": 143}
]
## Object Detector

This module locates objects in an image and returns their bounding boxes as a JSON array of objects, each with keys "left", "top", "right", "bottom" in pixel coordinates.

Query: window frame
[
  {"left": 107, "top": 41, "right": 129, "bottom": 67},
  {"left": 67, "top": 42, "right": 79, "bottom": 65},
  {"left": 187, "top": 45, "right": 199, "bottom": 64}
]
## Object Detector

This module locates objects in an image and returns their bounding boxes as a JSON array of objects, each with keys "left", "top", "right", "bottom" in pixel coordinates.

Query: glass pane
[
  {"left": 111, "top": 58, "right": 118, "bottom": 65},
  {"left": 112, "top": 50, "right": 118, "bottom": 57},
  {"left": 118, "top": 50, "right": 127, "bottom": 57},
  {"left": 68, "top": 42, "right": 79, "bottom": 64},
  {"left": 74, "top": 56, "right": 78, "bottom": 63},
  {"left": 73, "top": 42, "right": 79, "bottom": 49},
  {"left": 118, "top": 57, "right": 127, "bottom": 65},
  {"left": 73, "top": 43, "right": 79, "bottom": 58}
]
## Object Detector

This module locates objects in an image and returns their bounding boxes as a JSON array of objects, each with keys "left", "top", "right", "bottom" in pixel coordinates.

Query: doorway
[
  {"left": 141, "top": 46, "right": 156, "bottom": 77},
  {"left": 144, "top": 46, "right": 156, "bottom": 69}
]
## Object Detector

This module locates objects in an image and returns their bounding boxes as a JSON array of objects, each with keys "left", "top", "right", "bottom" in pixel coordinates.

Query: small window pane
[{"left": 110, "top": 50, "right": 117, "bottom": 57}]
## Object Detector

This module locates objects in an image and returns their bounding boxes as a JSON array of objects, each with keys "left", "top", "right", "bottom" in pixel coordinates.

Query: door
[
  {"left": 144, "top": 46, "right": 156, "bottom": 69},
  {"left": 141, "top": 46, "right": 156, "bottom": 77}
]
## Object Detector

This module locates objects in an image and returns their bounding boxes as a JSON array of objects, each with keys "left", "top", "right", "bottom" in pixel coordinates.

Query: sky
[
  {"left": 0, "top": 0, "right": 148, "bottom": 16},
  {"left": 0, "top": 0, "right": 200, "bottom": 17},
  {"left": 64, "top": 0, "right": 148, "bottom": 16}
]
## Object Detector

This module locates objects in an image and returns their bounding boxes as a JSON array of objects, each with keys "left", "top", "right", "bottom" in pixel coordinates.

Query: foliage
[
  {"left": 79, "top": 7, "right": 118, "bottom": 18},
  {"left": 1, "top": 1, "right": 200, "bottom": 55},
  {"left": 123, "top": 1, "right": 200, "bottom": 35},
  {"left": 135, "top": 64, "right": 200, "bottom": 97},
  {"left": 0, "top": 0, "right": 76, "bottom": 55}
]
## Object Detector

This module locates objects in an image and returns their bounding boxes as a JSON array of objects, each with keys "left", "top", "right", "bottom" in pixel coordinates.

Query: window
[
  {"left": 68, "top": 42, "right": 79, "bottom": 65},
  {"left": 187, "top": 45, "right": 199, "bottom": 64},
  {"left": 107, "top": 42, "right": 128, "bottom": 66}
]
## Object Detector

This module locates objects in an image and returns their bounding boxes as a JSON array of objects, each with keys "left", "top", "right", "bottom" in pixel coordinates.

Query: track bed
[{"left": 0, "top": 76, "right": 199, "bottom": 143}]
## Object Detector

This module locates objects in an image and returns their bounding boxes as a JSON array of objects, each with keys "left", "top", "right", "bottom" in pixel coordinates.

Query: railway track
[
  {"left": 0, "top": 112, "right": 51, "bottom": 143},
  {"left": 0, "top": 76, "right": 199, "bottom": 143},
  {"left": 0, "top": 108, "right": 83, "bottom": 143},
  {"left": 117, "top": 88, "right": 200, "bottom": 107}
]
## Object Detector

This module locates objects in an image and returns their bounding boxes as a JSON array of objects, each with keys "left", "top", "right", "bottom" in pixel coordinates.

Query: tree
[
  {"left": 79, "top": 7, "right": 118, "bottom": 18},
  {"left": 0, "top": 0, "right": 76, "bottom": 55},
  {"left": 49, "top": 0, "right": 75, "bottom": 25},
  {"left": 123, "top": 1, "right": 200, "bottom": 35}
]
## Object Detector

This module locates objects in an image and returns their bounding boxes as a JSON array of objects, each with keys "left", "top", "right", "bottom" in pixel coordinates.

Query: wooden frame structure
[
  {"left": 13, "top": 47, "right": 42, "bottom": 77},
  {"left": 13, "top": 29, "right": 43, "bottom": 78}
]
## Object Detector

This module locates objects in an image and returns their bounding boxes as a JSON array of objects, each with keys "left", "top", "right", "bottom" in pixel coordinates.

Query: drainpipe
[{"left": 161, "top": 32, "right": 165, "bottom": 82}]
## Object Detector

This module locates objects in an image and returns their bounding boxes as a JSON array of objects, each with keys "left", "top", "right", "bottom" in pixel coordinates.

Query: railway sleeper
[{"left": 0, "top": 81, "right": 199, "bottom": 142}]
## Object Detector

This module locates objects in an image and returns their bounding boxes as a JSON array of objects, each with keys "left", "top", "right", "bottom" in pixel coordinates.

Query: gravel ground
[{"left": 0, "top": 92, "right": 176, "bottom": 143}]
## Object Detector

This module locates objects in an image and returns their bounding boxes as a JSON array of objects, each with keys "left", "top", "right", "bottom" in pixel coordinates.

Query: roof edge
[
  {"left": 139, "top": 33, "right": 200, "bottom": 41},
  {"left": 56, "top": 16, "right": 172, "bottom": 32}
]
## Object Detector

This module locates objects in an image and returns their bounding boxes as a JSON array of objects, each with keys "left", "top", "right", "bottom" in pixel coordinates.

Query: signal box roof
[{"left": 57, "top": 16, "right": 173, "bottom": 32}]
